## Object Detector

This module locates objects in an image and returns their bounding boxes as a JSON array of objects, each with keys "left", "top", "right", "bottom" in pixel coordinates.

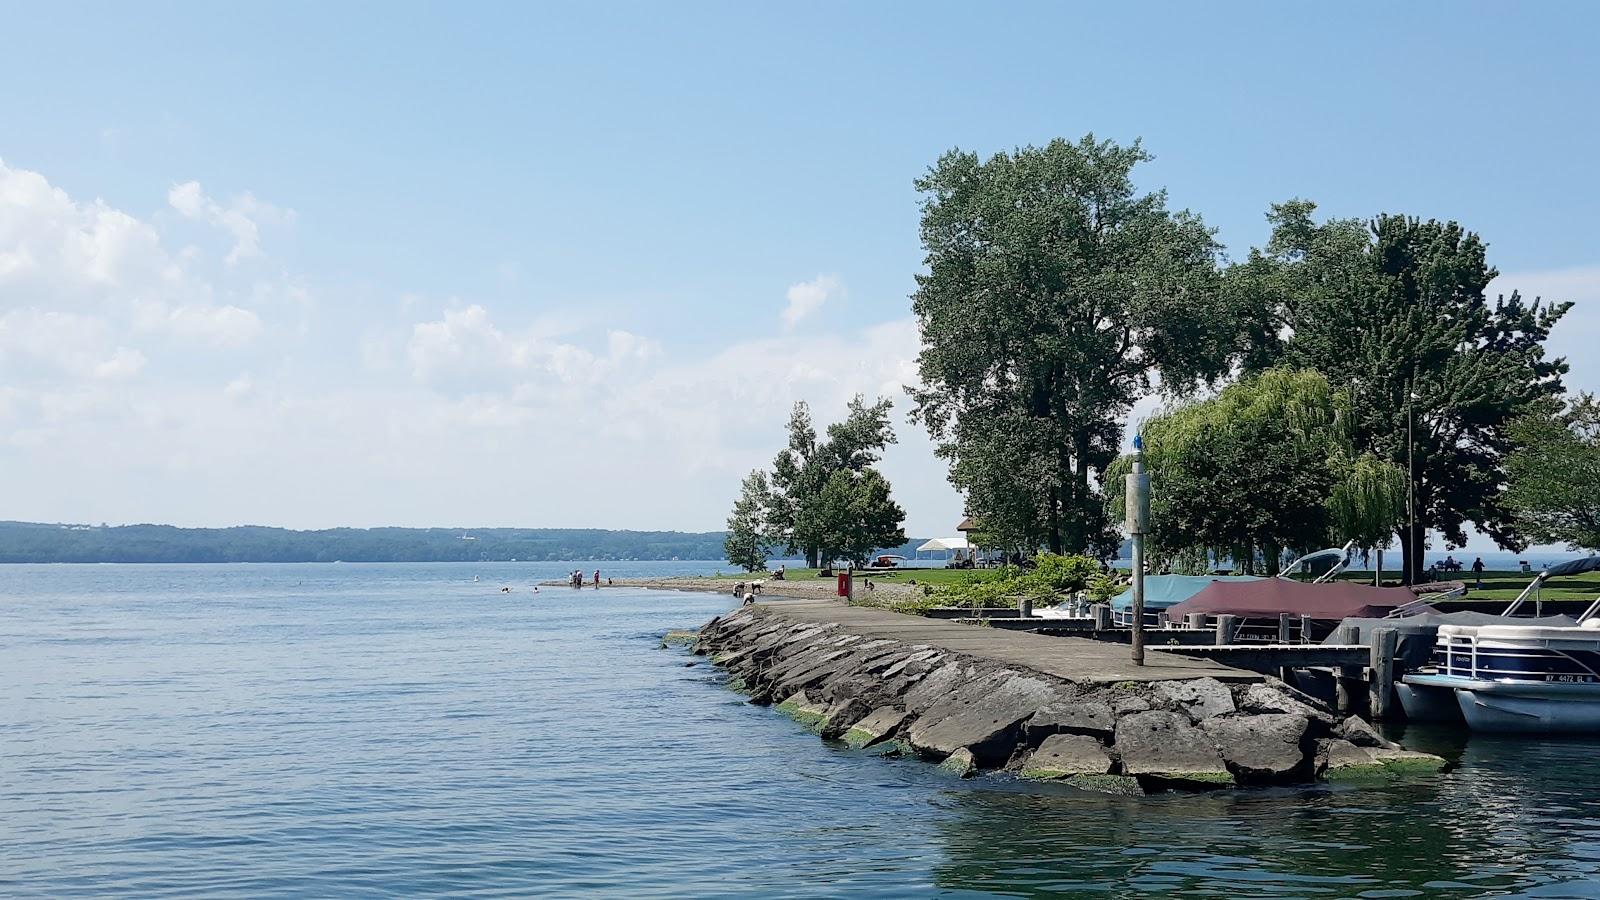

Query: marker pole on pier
[{"left": 1126, "top": 435, "right": 1151, "bottom": 666}]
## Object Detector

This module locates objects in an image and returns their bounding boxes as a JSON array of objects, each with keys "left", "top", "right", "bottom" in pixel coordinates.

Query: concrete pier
[{"left": 757, "top": 597, "right": 1255, "bottom": 683}]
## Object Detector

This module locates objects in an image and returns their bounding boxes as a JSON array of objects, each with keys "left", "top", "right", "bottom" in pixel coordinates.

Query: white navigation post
[{"left": 1126, "top": 434, "right": 1151, "bottom": 666}]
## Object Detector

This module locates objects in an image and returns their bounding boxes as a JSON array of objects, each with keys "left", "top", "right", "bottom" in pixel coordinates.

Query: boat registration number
[{"left": 1544, "top": 674, "right": 1600, "bottom": 684}]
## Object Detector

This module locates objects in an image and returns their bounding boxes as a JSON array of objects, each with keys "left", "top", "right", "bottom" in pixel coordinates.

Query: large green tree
[
  {"left": 910, "top": 135, "right": 1233, "bottom": 558},
  {"left": 1108, "top": 368, "right": 1404, "bottom": 574},
  {"left": 724, "top": 469, "right": 774, "bottom": 572},
  {"left": 809, "top": 469, "right": 908, "bottom": 566},
  {"left": 767, "top": 395, "right": 900, "bottom": 566},
  {"left": 1505, "top": 395, "right": 1600, "bottom": 550},
  {"left": 1235, "top": 201, "right": 1570, "bottom": 581}
]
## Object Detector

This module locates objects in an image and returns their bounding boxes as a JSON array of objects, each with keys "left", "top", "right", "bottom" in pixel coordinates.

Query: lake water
[{"left": 5, "top": 562, "right": 1600, "bottom": 898}]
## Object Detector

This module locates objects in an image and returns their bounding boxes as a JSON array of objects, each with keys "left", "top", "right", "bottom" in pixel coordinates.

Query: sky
[{"left": 1, "top": 2, "right": 1597, "bottom": 546}]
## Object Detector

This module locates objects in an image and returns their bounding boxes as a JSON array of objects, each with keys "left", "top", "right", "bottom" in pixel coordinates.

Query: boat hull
[
  {"left": 1405, "top": 673, "right": 1600, "bottom": 733},
  {"left": 1394, "top": 680, "right": 1463, "bottom": 723}
]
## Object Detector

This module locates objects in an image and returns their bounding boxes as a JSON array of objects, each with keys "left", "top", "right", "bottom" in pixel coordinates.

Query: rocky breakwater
[{"left": 691, "top": 606, "right": 1447, "bottom": 794}]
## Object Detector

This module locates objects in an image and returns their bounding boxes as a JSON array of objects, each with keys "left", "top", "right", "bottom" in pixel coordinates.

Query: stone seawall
[{"left": 692, "top": 605, "right": 1446, "bottom": 794}]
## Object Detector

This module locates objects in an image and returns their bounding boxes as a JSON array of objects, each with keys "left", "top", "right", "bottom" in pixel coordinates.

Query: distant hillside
[
  {"left": 0, "top": 521, "right": 731, "bottom": 563},
  {"left": 0, "top": 521, "right": 1121, "bottom": 564}
]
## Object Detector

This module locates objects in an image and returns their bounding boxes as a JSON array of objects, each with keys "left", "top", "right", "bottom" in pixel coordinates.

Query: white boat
[
  {"left": 1405, "top": 622, "right": 1600, "bottom": 731},
  {"left": 1400, "top": 556, "right": 1600, "bottom": 732}
]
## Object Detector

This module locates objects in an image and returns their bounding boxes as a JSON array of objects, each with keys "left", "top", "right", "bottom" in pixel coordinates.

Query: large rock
[
  {"left": 907, "top": 670, "right": 1057, "bottom": 764},
  {"left": 939, "top": 747, "right": 978, "bottom": 778},
  {"left": 1238, "top": 683, "right": 1335, "bottom": 725},
  {"left": 1337, "top": 715, "right": 1400, "bottom": 750},
  {"left": 901, "top": 662, "right": 964, "bottom": 715},
  {"left": 1203, "top": 714, "right": 1312, "bottom": 783},
  {"left": 1027, "top": 700, "right": 1116, "bottom": 742},
  {"left": 1114, "top": 710, "right": 1233, "bottom": 787},
  {"left": 1112, "top": 695, "right": 1152, "bottom": 716},
  {"left": 1154, "top": 677, "right": 1236, "bottom": 721},
  {"left": 775, "top": 691, "right": 829, "bottom": 731},
  {"left": 1020, "top": 734, "right": 1113, "bottom": 779},
  {"left": 842, "top": 707, "right": 908, "bottom": 750},
  {"left": 818, "top": 696, "right": 875, "bottom": 740},
  {"left": 1322, "top": 739, "right": 1447, "bottom": 779}
]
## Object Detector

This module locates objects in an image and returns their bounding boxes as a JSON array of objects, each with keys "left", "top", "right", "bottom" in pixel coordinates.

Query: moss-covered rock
[{"left": 939, "top": 747, "right": 978, "bottom": 778}]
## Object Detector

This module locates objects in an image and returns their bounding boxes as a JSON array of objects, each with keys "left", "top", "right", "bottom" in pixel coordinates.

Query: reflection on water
[{"left": 5, "top": 563, "right": 1600, "bottom": 897}]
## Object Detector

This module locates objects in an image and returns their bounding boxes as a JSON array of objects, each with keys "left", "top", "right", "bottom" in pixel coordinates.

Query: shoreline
[
  {"left": 685, "top": 600, "right": 1448, "bottom": 792},
  {"left": 550, "top": 574, "right": 930, "bottom": 603}
]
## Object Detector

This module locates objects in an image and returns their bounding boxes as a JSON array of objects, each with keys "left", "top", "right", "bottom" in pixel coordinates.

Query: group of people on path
[{"left": 569, "top": 569, "right": 611, "bottom": 587}]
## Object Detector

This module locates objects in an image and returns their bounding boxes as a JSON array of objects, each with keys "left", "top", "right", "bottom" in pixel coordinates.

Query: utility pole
[
  {"left": 1126, "top": 434, "right": 1151, "bottom": 666},
  {"left": 1407, "top": 381, "right": 1417, "bottom": 585}
]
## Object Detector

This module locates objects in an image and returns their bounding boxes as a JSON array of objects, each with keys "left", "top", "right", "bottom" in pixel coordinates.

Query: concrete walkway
[{"left": 750, "top": 597, "right": 1259, "bottom": 684}]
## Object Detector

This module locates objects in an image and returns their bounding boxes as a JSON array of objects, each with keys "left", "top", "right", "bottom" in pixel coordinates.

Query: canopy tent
[
  {"left": 916, "top": 537, "right": 971, "bottom": 554},
  {"left": 1167, "top": 578, "right": 1416, "bottom": 621},
  {"left": 1109, "top": 574, "right": 1262, "bottom": 614}
]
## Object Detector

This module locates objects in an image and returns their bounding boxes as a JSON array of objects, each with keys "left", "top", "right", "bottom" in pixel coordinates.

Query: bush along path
[{"left": 687, "top": 605, "right": 1447, "bottom": 794}]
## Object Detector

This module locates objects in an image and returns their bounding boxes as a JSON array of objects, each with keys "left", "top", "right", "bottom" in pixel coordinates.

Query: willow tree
[
  {"left": 1108, "top": 368, "right": 1404, "bottom": 574},
  {"left": 1233, "top": 201, "right": 1570, "bottom": 581},
  {"left": 910, "top": 135, "right": 1233, "bottom": 557}
]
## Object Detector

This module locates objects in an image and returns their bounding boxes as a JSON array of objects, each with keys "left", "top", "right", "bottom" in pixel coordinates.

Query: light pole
[
  {"left": 1126, "top": 434, "right": 1151, "bottom": 666},
  {"left": 1406, "top": 382, "right": 1418, "bottom": 585}
]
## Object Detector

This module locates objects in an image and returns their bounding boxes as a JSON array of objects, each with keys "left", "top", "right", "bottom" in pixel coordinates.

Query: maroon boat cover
[{"left": 1165, "top": 578, "right": 1415, "bottom": 620}]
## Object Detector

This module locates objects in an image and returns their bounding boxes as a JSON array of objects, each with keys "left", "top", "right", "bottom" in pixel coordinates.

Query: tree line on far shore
[
  {"left": 0, "top": 522, "right": 733, "bottom": 563},
  {"left": 731, "top": 134, "right": 1598, "bottom": 582}
]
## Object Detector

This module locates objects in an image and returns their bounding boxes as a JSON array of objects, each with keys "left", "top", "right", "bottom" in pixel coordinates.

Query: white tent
[{"left": 916, "top": 537, "right": 971, "bottom": 554}]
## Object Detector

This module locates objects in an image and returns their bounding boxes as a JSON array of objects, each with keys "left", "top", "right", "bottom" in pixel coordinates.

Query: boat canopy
[
  {"left": 1109, "top": 574, "right": 1261, "bottom": 613},
  {"left": 1546, "top": 556, "right": 1600, "bottom": 578},
  {"left": 1167, "top": 578, "right": 1416, "bottom": 620},
  {"left": 916, "top": 537, "right": 970, "bottom": 553}
]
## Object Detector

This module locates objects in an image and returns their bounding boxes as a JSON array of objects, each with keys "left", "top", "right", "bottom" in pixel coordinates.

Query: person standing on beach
[{"left": 593, "top": 569, "right": 601, "bottom": 587}]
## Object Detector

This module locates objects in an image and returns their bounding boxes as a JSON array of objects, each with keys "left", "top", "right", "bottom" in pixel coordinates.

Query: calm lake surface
[{"left": 5, "top": 562, "right": 1600, "bottom": 898}]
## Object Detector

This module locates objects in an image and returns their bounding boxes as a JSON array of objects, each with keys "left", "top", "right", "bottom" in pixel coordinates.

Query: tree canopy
[
  {"left": 758, "top": 396, "right": 907, "bottom": 567},
  {"left": 724, "top": 470, "right": 774, "bottom": 572},
  {"left": 1505, "top": 395, "right": 1600, "bottom": 550},
  {"left": 1108, "top": 368, "right": 1404, "bottom": 574},
  {"left": 910, "top": 135, "right": 1233, "bottom": 559},
  {"left": 1232, "top": 201, "right": 1570, "bottom": 581}
]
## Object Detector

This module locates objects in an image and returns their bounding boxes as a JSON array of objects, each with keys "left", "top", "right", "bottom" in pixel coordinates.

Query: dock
[{"left": 752, "top": 597, "right": 1259, "bottom": 683}]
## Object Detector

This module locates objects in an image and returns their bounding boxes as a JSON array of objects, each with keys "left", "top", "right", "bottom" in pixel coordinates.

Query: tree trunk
[
  {"left": 805, "top": 546, "right": 819, "bottom": 569},
  {"left": 1066, "top": 445, "right": 1092, "bottom": 555},
  {"left": 1047, "top": 489, "right": 1063, "bottom": 555}
]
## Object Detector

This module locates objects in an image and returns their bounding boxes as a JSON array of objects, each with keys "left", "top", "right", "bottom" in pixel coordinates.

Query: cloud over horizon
[{"left": 0, "top": 160, "right": 958, "bottom": 535}]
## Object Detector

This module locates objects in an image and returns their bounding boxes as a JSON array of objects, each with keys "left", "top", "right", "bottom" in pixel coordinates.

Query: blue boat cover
[{"left": 1110, "top": 574, "right": 1262, "bottom": 613}]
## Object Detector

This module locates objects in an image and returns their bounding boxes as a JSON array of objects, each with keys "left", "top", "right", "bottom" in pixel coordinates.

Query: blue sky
[{"left": 1, "top": 2, "right": 1596, "bottom": 548}]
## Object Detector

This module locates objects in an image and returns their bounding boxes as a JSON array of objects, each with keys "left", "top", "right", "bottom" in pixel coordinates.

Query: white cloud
[
  {"left": 0, "top": 309, "right": 146, "bottom": 380},
  {"left": 0, "top": 159, "right": 177, "bottom": 296},
  {"left": 782, "top": 274, "right": 843, "bottom": 330},
  {"left": 0, "top": 160, "right": 968, "bottom": 533},
  {"left": 406, "top": 305, "right": 662, "bottom": 389},
  {"left": 224, "top": 374, "right": 255, "bottom": 399},
  {"left": 168, "top": 180, "right": 294, "bottom": 265},
  {"left": 133, "top": 299, "right": 263, "bottom": 347}
]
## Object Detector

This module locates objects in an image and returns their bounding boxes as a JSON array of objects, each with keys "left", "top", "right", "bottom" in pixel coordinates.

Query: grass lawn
[{"left": 1334, "top": 568, "right": 1600, "bottom": 602}]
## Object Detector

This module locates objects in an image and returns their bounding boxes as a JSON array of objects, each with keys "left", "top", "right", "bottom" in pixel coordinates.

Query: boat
[
  {"left": 871, "top": 554, "right": 906, "bottom": 569},
  {"left": 1399, "top": 556, "right": 1600, "bottom": 731}
]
